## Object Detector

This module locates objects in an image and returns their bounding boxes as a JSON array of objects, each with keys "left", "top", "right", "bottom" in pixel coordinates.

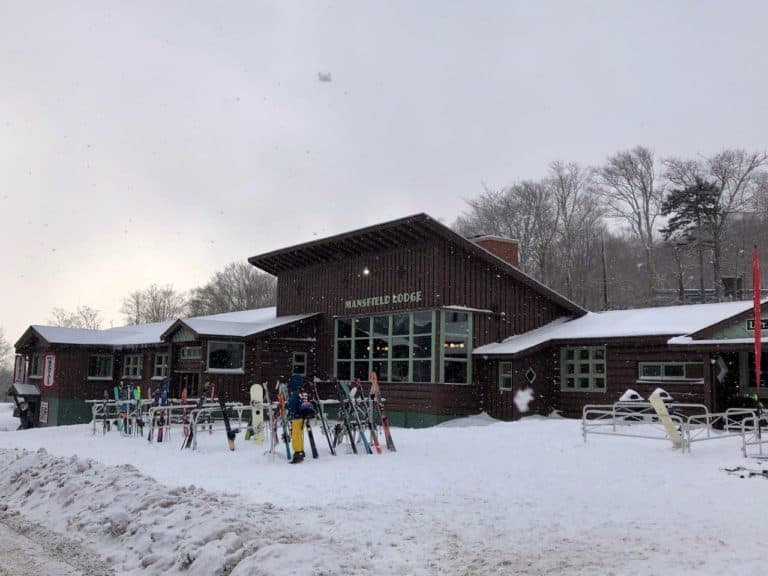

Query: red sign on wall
[{"left": 42, "top": 354, "right": 56, "bottom": 388}]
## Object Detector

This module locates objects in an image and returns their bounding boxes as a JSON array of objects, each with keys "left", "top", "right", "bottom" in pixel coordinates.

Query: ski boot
[{"left": 290, "top": 451, "right": 305, "bottom": 464}]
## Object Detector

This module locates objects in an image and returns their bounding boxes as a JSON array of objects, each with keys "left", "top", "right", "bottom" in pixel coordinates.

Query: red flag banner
[{"left": 754, "top": 246, "right": 762, "bottom": 397}]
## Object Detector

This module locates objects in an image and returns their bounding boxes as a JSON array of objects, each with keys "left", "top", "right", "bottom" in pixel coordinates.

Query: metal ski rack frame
[{"left": 582, "top": 401, "right": 763, "bottom": 453}]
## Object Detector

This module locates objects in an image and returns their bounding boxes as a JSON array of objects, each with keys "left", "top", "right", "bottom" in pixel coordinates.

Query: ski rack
[
  {"left": 88, "top": 399, "right": 153, "bottom": 436},
  {"left": 146, "top": 400, "right": 209, "bottom": 442},
  {"left": 583, "top": 401, "right": 762, "bottom": 453},
  {"left": 187, "top": 402, "right": 257, "bottom": 450},
  {"left": 739, "top": 413, "right": 768, "bottom": 458}
]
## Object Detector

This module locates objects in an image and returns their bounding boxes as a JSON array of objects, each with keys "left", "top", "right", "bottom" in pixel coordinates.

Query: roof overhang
[
  {"left": 14, "top": 326, "right": 49, "bottom": 350},
  {"left": 249, "top": 213, "right": 585, "bottom": 317},
  {"left": 10, "top": 383, "right": 41, "bottom": 397}
]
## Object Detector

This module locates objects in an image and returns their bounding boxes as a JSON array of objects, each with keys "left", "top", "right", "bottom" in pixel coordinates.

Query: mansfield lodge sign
[{"left": 344, "top": 291, "right": 424, "bottom": 310}]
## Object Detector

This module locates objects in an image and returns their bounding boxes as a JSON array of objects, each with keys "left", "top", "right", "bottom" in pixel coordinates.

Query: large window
[
  {"left": 207, "top": 341, "right": 245, "bottom": 372},
  {"left": 88, "top": 355, "right": 114, "bottom": 380},
  {"left": 335, "top": 311, "right": 434, "bottom": 382},
  {"left": 28, "top": 353, "right": 43, "bottom": 378},
  {"left": 560, "top": 346, "right": 606, "bottom": 392},
  {"left": 441, "top": 310, "right": 472, "bottom": 384},
  {"left": 741, "top": 351, "right": 768, "bottom": 391},
  {"left": 638, "top": 362, "right": 703, "bottom": 382},
  {"left": 154, "top": 353, "right": 169, "bottom": 379}
]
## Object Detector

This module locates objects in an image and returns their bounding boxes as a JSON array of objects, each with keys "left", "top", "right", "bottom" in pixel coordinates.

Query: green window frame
[
  {"left": 334, "top": 311, "right": 434, "bottom": 383},
  {"left": 499, "top": 361, "right": 514, "bottom": 392},
  {"left": 638, "top": 362, "right": 703, "bottom": 382},
  {"left": 440, "top": 310, "right": 472, "bottom": 384},
  {"left": 560, "top": 346, "right": 606, "bottom": 392}
]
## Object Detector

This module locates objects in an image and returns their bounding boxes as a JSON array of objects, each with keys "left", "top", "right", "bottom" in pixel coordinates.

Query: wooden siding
[
  {"left": 476, "top": 353, "right": 558, "bottom": 420},
  {"left": 552, "top": 340, "right": 709, "bottom": 418},
  {"left": 273, "top": 237, "right": 572, "bottom": 418}
]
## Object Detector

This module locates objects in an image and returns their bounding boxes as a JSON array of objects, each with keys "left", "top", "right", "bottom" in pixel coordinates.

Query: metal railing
[
  {"left": 582, "top": 401, "right": 763, "bottom": 453},
  {"left": 740, "top": 414, "right": 768, "bottom": 458}
]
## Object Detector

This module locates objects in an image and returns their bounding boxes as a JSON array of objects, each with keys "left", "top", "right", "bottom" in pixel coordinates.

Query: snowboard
[
  {"left": 250, "top": 384, "right": 265, "bottom": 442},
  {"left": 649, "top": 392, "right": 683, "bottom": 449}
]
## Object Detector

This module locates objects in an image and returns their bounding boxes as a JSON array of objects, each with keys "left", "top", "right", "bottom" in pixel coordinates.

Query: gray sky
[{"left": 2, "top": 1, "right": 767, "bottom": 343}]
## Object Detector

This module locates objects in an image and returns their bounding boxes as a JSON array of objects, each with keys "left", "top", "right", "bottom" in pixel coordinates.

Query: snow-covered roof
[
  {"left": 30, "top": 320, "right": 175, "bottom": 347},
  {"left": 24, "top": 307, "right": 319, "bottom": 348},
  {"left": 10, "top": 383, "right": 41, "bottom": 396},
  {"left": 475, "top": 300, "right": 762, "bottom": 356},
  {"left": 179, "top": 307, "right": 318, "bottom": 338}
]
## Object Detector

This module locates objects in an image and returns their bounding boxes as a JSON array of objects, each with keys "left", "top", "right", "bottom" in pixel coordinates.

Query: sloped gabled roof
[
  {"left": 17, "top": 320, "right": 175, "bottom": 349},
  {"left": 248, "top": 213, "right": 585, "bottom": 316},
  {"left": 474, "top": 300, "right": 766, "bottom": 357},
  {"left": 16, "top": 307, "right": 319, "bottom": 350},
  {"left": 161, "top": 307, "right": 319, "bottom": 339}
]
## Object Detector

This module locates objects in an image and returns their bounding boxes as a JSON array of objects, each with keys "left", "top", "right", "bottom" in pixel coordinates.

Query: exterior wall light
[{"left": 362, "top": 267, "right": 370, "bottom": 276}]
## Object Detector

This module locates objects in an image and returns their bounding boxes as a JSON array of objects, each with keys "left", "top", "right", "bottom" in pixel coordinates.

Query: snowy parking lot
[{"left": 0, "top": 406, "right": 766, "bottom": 575}]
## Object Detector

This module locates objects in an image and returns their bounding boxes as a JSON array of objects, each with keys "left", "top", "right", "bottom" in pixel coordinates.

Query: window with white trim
[
  {"left": 499, "top": 362, "right": 514, "bottom": 392},
  {"left": 560, "top": 346, "right": 606, "bottom": 392},
  {"left": 154, "top": 353, "right": 169, "bottom": 378},
  {"left": 292, "top": 352, "right": 307, "bottom": 375},
  {"left": 88, "top": 355, "right": 114, "bottom": 380},
  {"left": 207, "top": 341, "right": 245, "bottom": 372},
  {"left": 28, "top": 353, "right": 43, "bottom": 378},
  {"left": 638, "top": 362, "right": 704, "bottom": 382},
  {"left": 122, "top": 354, "right": 143, "bottom": 379},
  {"left": 441, "top": 310, "right": 472, "bottom": 384},
  {"left": 180, "top": 346, "right": 202, "bottom": 360}
]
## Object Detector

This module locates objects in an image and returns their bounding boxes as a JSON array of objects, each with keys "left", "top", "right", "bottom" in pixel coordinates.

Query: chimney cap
[{"left": 469, "top": 234, "right": 520, "bottom": 244}]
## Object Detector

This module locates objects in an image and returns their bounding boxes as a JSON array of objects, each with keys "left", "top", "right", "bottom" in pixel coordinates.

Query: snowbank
[{"left": 0, "top": 402, "right": 17, "bottom": 431}]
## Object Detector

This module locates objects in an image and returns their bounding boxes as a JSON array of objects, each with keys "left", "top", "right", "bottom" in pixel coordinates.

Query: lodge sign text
[
  {"left": 344, "top": 291, "right": 423, "bottom": 310},
  {"left": 747, "top": 318, "right": 768, "bottom": 331}
]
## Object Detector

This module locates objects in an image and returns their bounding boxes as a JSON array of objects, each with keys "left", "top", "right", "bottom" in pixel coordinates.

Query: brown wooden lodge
[{"left": 11, "top": 213, "right": 768, "bottom": 427}]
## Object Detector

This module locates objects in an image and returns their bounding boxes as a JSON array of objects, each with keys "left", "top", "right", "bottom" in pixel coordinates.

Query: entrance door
[{"left": 175, "top": 373, "right": 200, "bottom": 398}]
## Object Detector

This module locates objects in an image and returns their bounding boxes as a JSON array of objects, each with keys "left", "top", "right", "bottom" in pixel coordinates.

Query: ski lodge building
[{"left": 11, "top": 213, "right": 768, "bottom": 427}]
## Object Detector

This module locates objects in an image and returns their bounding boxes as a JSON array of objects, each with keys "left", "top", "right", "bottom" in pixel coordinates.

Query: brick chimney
[{"left": 471, "top": 235, "right": 519, "bottom": 268}]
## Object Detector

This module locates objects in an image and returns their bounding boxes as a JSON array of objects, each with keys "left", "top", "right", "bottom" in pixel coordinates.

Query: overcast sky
[{"left": 2, "top": 1, "right": 768, "bottom": 342}]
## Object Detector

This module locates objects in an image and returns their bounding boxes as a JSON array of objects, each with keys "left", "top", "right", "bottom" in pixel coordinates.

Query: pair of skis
[
  {"left": 722, "top": 466, "right": 768, "bottom": 479},
  {"left": 332, "top": 375, "right": 396, "bottom": 455}
]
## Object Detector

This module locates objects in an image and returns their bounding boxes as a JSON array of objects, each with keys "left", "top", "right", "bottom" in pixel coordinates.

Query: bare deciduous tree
[
  {"left": 188, "top": 262, "right": 276, "bottom": 316},
  {"left": 0, "top": 328, "right": 13, "bottom": 397},
  {"left": 120, "top": 284, "right": 187, "bottom": 325},
  {"left": 596, "top": 146, "right": 663, "bottom": 297},
  {"left": 49, "top": 306, "right": 103, "bottom": 329},
  {"left": 548, "top": 161, "right": 604, "bottom": 300},
  {"left": 665, "top": 149, "right": 768, "bottom": 298},
  {"left": 454, "top": 181, "right": 558, "bottom": 281}
]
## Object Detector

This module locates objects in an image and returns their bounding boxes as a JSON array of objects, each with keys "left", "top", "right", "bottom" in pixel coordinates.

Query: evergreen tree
[{"left": 660, "top": 178, "right": 720, "bottom": 301}]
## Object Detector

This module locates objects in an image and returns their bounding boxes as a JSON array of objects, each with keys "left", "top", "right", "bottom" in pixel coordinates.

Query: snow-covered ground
[
  {"left": 0, "top": 404, "right": 766, "bottom": 575},
  {"left": 0, "top": 402, "right": 17, "bottom": 432}
]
